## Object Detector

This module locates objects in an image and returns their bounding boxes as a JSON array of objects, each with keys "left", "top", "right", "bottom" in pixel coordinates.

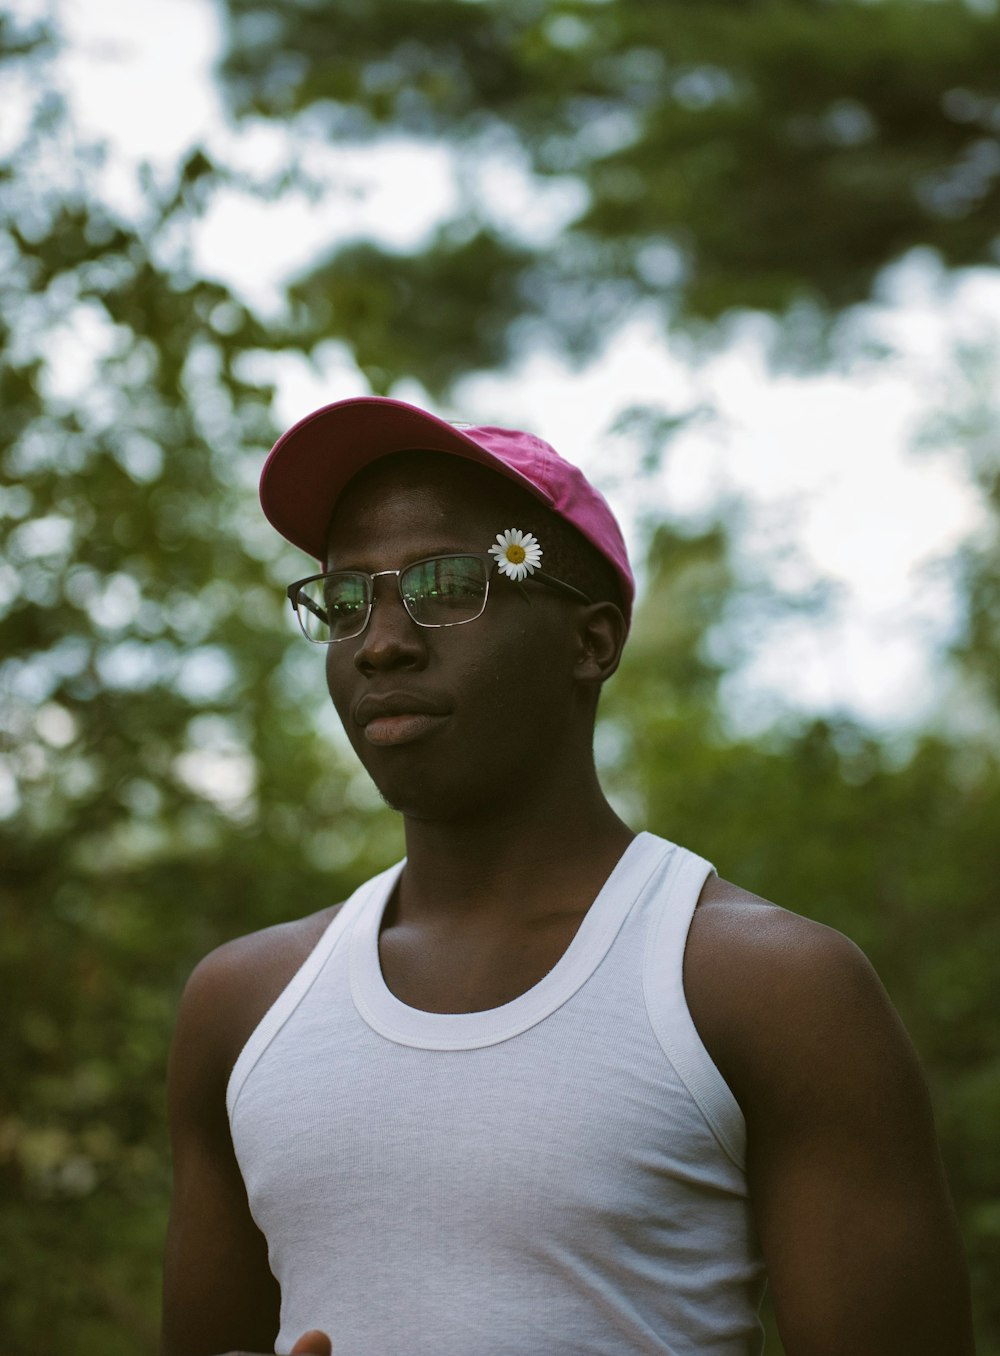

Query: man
[{"left": 161, "top": 396, "right": 974, "bottom": 1356}]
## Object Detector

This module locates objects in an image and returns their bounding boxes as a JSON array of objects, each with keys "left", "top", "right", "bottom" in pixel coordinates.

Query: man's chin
[{"left": 373, "top": 776, "right": 491, "bottom": 825}]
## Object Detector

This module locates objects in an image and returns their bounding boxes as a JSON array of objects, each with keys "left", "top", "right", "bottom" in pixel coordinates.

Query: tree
[
  {"left": 0, "top": 17, "right": 400, "bottom": 1351},
  {"left": 603, "top": 519, "right": 1000, "bottom": 1349},
  {"left": 3, "top": 2, "right": 1000, "bottom": 1351},
  {"left": 216, "top": 0, "right": 1000, "bottom": 392}
]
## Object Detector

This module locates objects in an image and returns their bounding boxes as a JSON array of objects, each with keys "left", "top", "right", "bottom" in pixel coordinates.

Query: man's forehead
[
  {"left": 332, "top": 449, "right": 537, "bottom": 523},
  {"left": 325, "top": 450, "right": 541, "bottom": 557}
]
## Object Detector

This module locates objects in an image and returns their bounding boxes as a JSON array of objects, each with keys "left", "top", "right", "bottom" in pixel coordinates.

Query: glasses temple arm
[
  {"left": 288, "top": 585, "right": 329, "bottom": 626},
  {"left": 532, "top": 570, "right": 592, "bottom": 605}
]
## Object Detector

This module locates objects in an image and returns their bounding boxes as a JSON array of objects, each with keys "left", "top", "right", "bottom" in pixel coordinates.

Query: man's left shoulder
[
  {"left": 687, "top": 873, "right": 875, "bottom": 995},
  {"left": 682, "top": 882, "right": 975, "bottom": 1354},
  {"left": 683, "top": 875, "right": 920, "bottom": 1117}
]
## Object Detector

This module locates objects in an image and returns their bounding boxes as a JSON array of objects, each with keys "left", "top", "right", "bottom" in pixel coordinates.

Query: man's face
[{"left": 322, "top": 453, "right": 589, "bottom": 822}]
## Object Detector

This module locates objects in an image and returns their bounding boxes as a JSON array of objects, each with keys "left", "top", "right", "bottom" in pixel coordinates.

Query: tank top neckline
[{"left": 348, "top": 831, "right": 674, "bottom": 1050}]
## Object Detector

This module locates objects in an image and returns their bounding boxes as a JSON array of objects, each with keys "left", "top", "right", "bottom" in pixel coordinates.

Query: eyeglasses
[{"left": 287, "top": 553, "right": 592, "bottom": 644}]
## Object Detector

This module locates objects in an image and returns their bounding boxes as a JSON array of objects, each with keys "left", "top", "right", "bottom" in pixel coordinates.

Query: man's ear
[{"left": 573, "top": 602, "right": 628, "bottom": 685}]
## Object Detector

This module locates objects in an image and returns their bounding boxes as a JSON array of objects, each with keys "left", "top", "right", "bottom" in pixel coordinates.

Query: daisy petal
[{"left": 489, "top": 528, "right": 545, "bottom": 582}]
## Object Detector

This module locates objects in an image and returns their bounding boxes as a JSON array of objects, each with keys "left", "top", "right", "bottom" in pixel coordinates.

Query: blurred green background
[{"left": 1, "top": 1, "right": 998, "bottom": 1351}]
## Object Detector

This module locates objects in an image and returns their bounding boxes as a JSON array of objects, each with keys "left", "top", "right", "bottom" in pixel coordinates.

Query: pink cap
[{"left": 259, "top": 396, "right": 634, "bottom": 621}]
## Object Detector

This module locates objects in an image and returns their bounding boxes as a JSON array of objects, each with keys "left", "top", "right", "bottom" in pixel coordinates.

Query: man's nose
[{"left": 353, "top": 576, "right": 428, "bottom": 673}]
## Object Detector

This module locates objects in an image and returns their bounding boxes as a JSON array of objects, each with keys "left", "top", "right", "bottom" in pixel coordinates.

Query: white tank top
[{"left": 227, "top": 832, "right": 766, "bottom": 1355}]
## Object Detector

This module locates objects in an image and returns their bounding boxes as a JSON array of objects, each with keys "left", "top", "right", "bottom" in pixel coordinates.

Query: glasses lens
[
  {"left": 402, "top": 556, "right": 488, "bottom": 626},
  {"left": 296, "top": 573, "right": 371, "bottom": 642}
]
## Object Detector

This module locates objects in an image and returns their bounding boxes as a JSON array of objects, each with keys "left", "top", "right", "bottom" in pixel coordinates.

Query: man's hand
[
  {"left": 226, "top": 1332, "right": 332, "bottom": 1356},
  {"left": 290, "top": 1332, "right": 332, "bottom": 1356}
]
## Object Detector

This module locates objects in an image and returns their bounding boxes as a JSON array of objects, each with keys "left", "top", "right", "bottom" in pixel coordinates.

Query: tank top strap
[
  {"left": 226, "top": 859, "right": 405, "bottom": 1118},
  {"left": 641, "top": 844, "right": 748, "bottom": 1170}
]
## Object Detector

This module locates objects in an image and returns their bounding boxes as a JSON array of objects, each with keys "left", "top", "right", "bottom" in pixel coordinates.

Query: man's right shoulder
[{"left": 170, "top": 902, "right": 345, "bottom": 1100}]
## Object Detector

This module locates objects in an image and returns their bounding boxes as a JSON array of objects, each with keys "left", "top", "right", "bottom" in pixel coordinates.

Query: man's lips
[
  {"left": 354, "top": 693, "right": 450, "bottom": 747},
  {"left": 362, "top": 712, "right": 448, "bottom": 746}
]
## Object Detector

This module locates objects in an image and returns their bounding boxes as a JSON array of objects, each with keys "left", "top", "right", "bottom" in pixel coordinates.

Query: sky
[{"left": 18, "top": 0, "right": 1000, "bottom": 730}]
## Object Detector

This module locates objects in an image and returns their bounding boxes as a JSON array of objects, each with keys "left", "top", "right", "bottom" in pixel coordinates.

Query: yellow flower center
[{"left": 506, "top": 543, "right": 526, "bottom": 564}]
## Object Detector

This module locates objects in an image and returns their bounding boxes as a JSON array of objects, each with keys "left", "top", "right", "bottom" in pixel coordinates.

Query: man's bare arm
[
  {"left": 687, "top": 884, "right": 975, "bottom": 1356},
  {"left": 161, "top": 911, "right": 339, "bottom": 1356},
  {"left": 161, "top": 943, "right": 283, "bottom": 1356}
]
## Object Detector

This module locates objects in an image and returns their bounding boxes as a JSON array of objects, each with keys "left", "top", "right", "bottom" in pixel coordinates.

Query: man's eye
[{"left": 329, "top": 596, "right": 365, "bottom": 615}]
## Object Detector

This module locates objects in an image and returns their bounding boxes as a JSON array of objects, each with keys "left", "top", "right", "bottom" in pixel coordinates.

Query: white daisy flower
[{"left": 489, "top": 528, "right": 543, "bottom": 581}]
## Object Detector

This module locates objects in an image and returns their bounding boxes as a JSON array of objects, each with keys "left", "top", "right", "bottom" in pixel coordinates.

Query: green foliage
[
  {"left": 1, "top": 3, "right": 998, "bottom": 1353},
  {"left": 217, "top": 0, "right": 1000, "bottom": 393},
  {"left": 0, "top": 21, "right": 402, "bottom": 1351},
  {"left": 286, "top": 229, "right": 533, "bottom": 394},
  {"left": 917, "top": 338, "right": 1000, "bottom": 717},
  {"left": 602, "top": 520, "right": 1000, "bottom": 1349}
]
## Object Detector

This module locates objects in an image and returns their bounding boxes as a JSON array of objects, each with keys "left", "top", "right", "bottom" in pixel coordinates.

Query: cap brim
[{"left": 259, "top": 396, "right": 542, "bottom": 562}]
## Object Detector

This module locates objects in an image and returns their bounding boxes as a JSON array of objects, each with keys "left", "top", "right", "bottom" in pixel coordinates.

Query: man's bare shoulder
[
  {"left": 687, "top": 872, "right": 876, "bottom": 1000},
  {"left": 687, "top": 873, "right": 861, "bottom": 974},
  {"left": 684, "top": 880, "right": 973, "bottom": 1353},
  {"left": 684, "top": 875, "right": 916, "bottom": 1117},
  {"left": 171, "top": 902, "right": 345, "bottom": 1093},
  {"left": 187, "top": 902, "right": 344, "bottom": 996}
]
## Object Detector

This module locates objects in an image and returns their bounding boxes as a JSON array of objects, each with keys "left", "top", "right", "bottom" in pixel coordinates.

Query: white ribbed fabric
[{"left": 227, "top": 833, "right": 766, "bottom": 1355}]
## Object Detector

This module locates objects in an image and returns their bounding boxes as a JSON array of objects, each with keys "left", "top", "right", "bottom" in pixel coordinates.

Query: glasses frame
[{"left": 286, "top": 552, "right": 592, "bottom": 645}]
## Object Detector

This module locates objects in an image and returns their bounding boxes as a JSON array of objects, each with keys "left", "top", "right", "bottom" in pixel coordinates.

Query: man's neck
[{"left": 394, "top": 776, "right": 635, "bottom": 928}]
